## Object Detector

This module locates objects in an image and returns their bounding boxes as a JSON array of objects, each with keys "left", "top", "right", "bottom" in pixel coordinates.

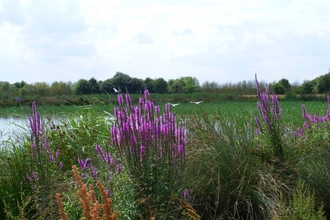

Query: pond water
[{"left": 0, "top": 117, "right": 29, "bottom": 144}]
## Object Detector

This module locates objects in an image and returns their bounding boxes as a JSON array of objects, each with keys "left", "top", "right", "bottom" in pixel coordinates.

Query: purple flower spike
[
  {"left": 32, "top": 171, "right": 38, "bottom": 183},
  {"left": 55, "top": 148, "right": 60, "bottom": 160},
  {"left": 116, "top": 164, "right": 121, "bottom": 173},
  {"left": 140, "top": 145, "right": 145, "bottom": 161},
  {"left": 125, "top": 93, "right": 131, "bottom": 105},
  {"left": 144, "top": 89, "right": 150, "bottom": 100},
  {"left": 183, "top": 189, "right": 191, "bottom": 201},
  {"left": 118, "top": 94, "right": 124, "bottom": 105}
]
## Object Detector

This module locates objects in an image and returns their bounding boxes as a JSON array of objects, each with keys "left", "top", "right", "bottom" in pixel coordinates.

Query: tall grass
[{"left": 184, "top": 111, "right": 281, "bottom": 219}]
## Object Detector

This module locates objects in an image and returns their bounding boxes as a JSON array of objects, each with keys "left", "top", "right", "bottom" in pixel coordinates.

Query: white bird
[
  {"left": 190, "top": 100, "right": 204, "bottom": 104},
  {"left": 113, "top": 87, "right": 120, "bottom": 93},
  {"left": 168, "top": 103, "right": 180, "bottom": 107}
]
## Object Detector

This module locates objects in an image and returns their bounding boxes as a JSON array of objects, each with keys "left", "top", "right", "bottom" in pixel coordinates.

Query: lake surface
[{"left": 0, "top": 117, "right": 29, "bottom": 144}]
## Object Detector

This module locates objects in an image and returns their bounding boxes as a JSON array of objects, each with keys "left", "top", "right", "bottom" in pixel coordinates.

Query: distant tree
[
  {"left": 168, "top": 79, "right": 184, "bottom": 93},
  {"left": 74, "top": 79, "right": 91, "bottom": 95},
  {"left": 0, "top": 82, "right": 11, "bottom": 94},
  {"left": 316, "top": 72, "right": 330, "bottom": 94},
  {"left": 23, "top": 82, "right": 50, "bottom": 96},
  {"left": 14, "top": 81, "right": 26, "bottom": 89},
  {"left": 100, "top": 78, "right": 115, "bottom": 94},
  {"left": 112, "top": 72, "right": 132, "bottom": 92},
  {"left": 272, "top": 83, "right": 285, "bottom": 95},
  {"left": 50, "top": 81, "right": 72, "bottom": 96},
  {"left": 302, "top": 80, "right": 314, "bottom": 94},
  {"left": 201, "top": 81, "right": 220, "bottom": 91},
  {"left": 154, "top": 78, "right": 168, "bottom": 94},
  {"left": 88, "top": 77, "right": 100, "bottom": 94},
  {"left": 128, "top": 77, "right": 144, "bottom": 93},
  {"left": 278, "top": 78, "right": 291, "bottom": 93},
  {"left": 179, "top": 76, "right": 200, "bottom": 93},
  {"left": 144, "top": 77, "right": 155, "bottom": 93}
]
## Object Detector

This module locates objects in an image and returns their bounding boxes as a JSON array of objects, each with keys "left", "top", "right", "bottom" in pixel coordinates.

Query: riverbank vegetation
[
  {"left": 1, "top": 76, "right": 330, "bottom": 219},
  {"left": 1, "top": 70, "right": 330, "bottom": 109}
]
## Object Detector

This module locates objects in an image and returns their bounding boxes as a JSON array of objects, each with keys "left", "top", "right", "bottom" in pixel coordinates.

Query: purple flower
[
  {"left": 59, "top": 162, "right": 63, "bottom": 169},
  {"left": 78, "top": 158, "right": 91, "bottom": 170},
  {"left": 255, "top": 116, "right": 263, "bottom": 134},
  {"left": 116, "top": 164, "right": 121, "bottom": 173},
  {"left": 140, "top": 145, "right": 145, "bottom": 161},
  {"left": 118, "top": 94, "right": 124, "bottom": 105},
  {"left": 32, "top": 171, "right": 38, "bottom": 182},
  {"left": 106, "top": 189, "right": 111, "bottom": 197},
  {"left": 183, "top": 189, "right": 191, "bottom": 201},
  {"left": 28, "top": 101, "right": 42, "bottom": 144},
  {"left": 55, "top": 148, "right": 60, "bottom": 160},
  {"left": 90, "top": 166, "right": 98, "bottom": 180}
]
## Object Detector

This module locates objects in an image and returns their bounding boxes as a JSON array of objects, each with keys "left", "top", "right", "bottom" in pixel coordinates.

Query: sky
[{"left": 0, "top": 0, "right": 330, "bottom": 85}]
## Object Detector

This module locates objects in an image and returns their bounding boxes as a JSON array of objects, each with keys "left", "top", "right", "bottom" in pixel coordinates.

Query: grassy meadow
[{"left": 1, "top": 87, "right": 330, "bottom": 219}]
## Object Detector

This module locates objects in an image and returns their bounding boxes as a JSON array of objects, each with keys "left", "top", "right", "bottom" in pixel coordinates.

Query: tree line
[{"left": 1, "top": 70, "right": 330, "bottom": 99}]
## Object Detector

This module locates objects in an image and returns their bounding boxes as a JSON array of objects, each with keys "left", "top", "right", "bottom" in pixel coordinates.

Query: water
[{"left": 0, "top": 117, "right": 29, "bottom": 144}]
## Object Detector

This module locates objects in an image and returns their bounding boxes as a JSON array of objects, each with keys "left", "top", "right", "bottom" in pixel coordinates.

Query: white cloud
[{"left": 0, "top": 0, "right": 330, "bottom": 85}]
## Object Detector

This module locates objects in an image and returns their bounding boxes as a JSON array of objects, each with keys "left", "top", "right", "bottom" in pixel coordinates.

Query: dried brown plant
[
  {"left": 170, "top": 197, "right": 201, "bottom": 220},
  {"left": 55, "top": 193, "right": 69, "bottom": 220},
  {"left": 56, "top": 165, "right": 118, "bottom": 220}
]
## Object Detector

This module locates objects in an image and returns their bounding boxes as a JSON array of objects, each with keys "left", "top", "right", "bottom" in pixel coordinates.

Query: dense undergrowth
[{"left": 0, "top": 77, "right": 330, "bottom": 219}]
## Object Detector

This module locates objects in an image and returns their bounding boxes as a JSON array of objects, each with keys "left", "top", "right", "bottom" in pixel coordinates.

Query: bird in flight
[
  {"left": 168, "top": 103, "right": 180, "bottom": 107},
  {"left": 113, "top": 87, "right": 120, "bottom": 93},
  {"left": 190, "top": 100, "right": 204, "bottom": 104}
]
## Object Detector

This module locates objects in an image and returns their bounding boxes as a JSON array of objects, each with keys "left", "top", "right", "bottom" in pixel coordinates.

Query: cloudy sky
[{"left": 0, "top": 0, "right": 329, "bottom": 85}]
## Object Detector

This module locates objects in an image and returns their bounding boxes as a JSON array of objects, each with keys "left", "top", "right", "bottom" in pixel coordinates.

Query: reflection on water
[{"left": 0, "top": 117, "right": 29, "bottom": 144}]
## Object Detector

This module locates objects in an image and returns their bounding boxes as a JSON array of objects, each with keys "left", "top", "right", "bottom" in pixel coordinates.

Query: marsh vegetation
[{"left": 1, "top": 77, "right": 330, "bottom": 219}]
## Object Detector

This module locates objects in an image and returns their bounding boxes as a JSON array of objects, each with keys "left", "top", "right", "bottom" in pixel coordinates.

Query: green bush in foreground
[
  {"left": 270, "top": 179, "right": 326, "bottom": 220},
  {"left": 184, "top": 112, "right": 281, "bottom": 219}
]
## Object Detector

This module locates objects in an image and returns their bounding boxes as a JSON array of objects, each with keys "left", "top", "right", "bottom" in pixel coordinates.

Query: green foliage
[
  {"left": 302, "top": 80, "right": 314, "bottom": 94},
  {"left": 316, "top": 71, "right": 330, "bottom": 94},
  {"left": 272, "top": 83, "right": 285, "bottom": 94},
  {"left": 184, "top": 112, "right": 278, "bottom": 219},
  {"left": 88, "top": 77, "right": 100, "bottom": 94},
  {"left": 271, "top": 179, "right": 326, "bottom": 220},
  {"left": 153, "top": 77, "right": 168, "bottom": 93},
  {"left": 299, "top": 150, "right": 330, "bottom": 215},
  {"left": 143, "top": 77, "right": 155, "bottom": 93},
  {"left": 73, "top": 79, "right": 90, "bottom": 95}
]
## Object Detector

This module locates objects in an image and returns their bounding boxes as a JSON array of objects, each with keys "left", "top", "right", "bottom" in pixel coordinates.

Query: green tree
[
  {"left": 88, "top": 77, "right": 100, "bottom": 94},
  {"left": 278, "top": 78, "right": 291, "bottom": 92},
  {"left": 50, "top": 81, "right": 72, "bottom": 96},
  {"left": 14, "top": 81, "right": 26, "bottom": 89},
  {"left": 168, "top": 79, "right": 184, "bottom": 93},
  {"left": 316, "top": 72, "right": 330, "bottom": 94},
  {"left": 272, "top": 83, "right": 285, "bottom": 95},
  {"left": 112, "top": 72, "right": 132, "bottom": 92},
  {"left": 73, "top": 79, "right": 91, "bottom": 95},
  {"left": 128, "top": 77, "right": 144, "bottom": 93},
  {"left": 302, "top": 80, "right": 314, "bottom": 94},
  {"left": 100, "top": 78, "right": 115, "bottom": 94},
  {"left": 179, "top": 76, "right": 199, "bottom": 93},
  {"left": 144, "top": 77, "right": 155, "bottom": 93},
  {"left": 34, "top": 82, "right": 50, "bottom": 96},
  {"left": 0, "top": 82, "right": 11, "bottom": 94},
  {"left": 154, "top": 78, "right": 168, "bottom": 94}
]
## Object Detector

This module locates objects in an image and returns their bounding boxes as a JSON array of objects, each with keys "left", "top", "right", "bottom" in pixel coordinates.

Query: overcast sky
[{"left": 0, "top": 0, "right": 329, "bottom": 85}]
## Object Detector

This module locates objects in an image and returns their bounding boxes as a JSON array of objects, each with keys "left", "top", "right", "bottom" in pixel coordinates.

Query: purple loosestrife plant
[
  {"left": 26, "top": 101, "right": 63, "bottom": 187},
  {"left": 255, "top": 75, "right": 286, "bottom": 158},
  {"left": 110, "top": 89, "right": 186, "bottom": 217},
  {"left": 294, "top": 96, "right": 330, "bottom": 149}
]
